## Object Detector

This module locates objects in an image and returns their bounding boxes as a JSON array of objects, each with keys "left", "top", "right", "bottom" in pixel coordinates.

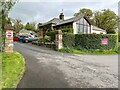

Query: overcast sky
[{"left": 8, "top": 0, "right": 120, "bottom": 25}]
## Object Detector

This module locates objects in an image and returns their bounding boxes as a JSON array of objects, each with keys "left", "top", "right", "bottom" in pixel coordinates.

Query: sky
[{"left": 8, "top": 0, "right": 120, "bottom": 25}]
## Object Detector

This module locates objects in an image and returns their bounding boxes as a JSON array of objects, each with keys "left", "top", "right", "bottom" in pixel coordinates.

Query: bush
[
  {"left": 62, "top": 34, "right": 118, "bottom": 51},
  {"left": 38, "top": 38, "right": 44, "bottom": 43},
  {"left": 61, "top": 28, "right": 73, "bottom": 33},
  {"left": 32, "top": 37, "right": 44, "bottom": 44},
  {"left": 44, "top": 35, "right": 51, "bottom": 42},
  {"left": 46, "top": 31, "right": 56, "bottom": 42}
]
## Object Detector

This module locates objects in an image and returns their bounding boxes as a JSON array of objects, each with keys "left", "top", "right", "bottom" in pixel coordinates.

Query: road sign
[
  {"left": 6, "top": 31, "right": 13, "bottom": 37},
  {"left": 101, "top": 38, "right": 108, "bottom": 44}
]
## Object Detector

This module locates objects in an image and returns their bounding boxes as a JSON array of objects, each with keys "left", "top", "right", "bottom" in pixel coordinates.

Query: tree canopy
[
  {"left": 13, "top": 19, "right": 23, "bottom": 34},
  {"left": 24, "top": 22, "right": 37, "bottom": 32},
  {"left": 1, "top": 0, "right": 17, "bottom": 29},
  {"left": 0, "top": 0, "right": 17, "bottom": 51},
  {"left": 74, "top": 8, "right": 118, "bottom": 34},
  {"left": 74, "top": 8, "right": 93, "bottom": 19},
  {"left": 93, "top": 9, "right": 118, "bottom": 34}
]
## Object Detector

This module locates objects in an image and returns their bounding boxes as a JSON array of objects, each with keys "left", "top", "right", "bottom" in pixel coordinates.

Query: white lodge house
[{"left": 38, "top": 13, "right": 106, "bottom": 37}]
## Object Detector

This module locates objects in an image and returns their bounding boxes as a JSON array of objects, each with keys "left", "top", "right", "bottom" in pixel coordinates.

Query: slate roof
[
  {"left": 38, "top": 15, "right": 106, "bottom": 32},
  {"left": 39, "top": 18, "right": 62, "bottom": 27},
  {"left": 55, "top": 16, "right": 83, "bottom": 26},
  {"left": 39, "top": 16, "right": 92, "bottom": 27}
]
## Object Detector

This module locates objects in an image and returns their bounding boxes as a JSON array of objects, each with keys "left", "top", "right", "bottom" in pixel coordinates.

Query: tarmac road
[{"left": 14, "top": 42, "right": 118, "bottom": 88}]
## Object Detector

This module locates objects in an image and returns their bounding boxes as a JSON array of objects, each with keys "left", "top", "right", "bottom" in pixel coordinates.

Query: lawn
[{"left": 0, "top": 51, "right": 25, "bottom": 89}]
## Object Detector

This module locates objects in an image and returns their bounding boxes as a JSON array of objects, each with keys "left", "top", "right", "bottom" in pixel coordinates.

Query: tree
[
  {"left": 74, "top": 8, "right": 118, "bottom": 34},
  {"left": 74, "top": 8, "right": 93, "bottom": 19},
  {"left": 0, "top": 0, "right": 17, "bottom": 51},
  {"left": 30, "top": 22, "right": 37, "bottom": 32},
  {"left": 74, "top": 8, "right": 94, "bottom": 25},
  {"left": 1, "top": 0, "right": 17, "bottom": 30},
  {"left": 93, "top": 9, "right": 118, "bottom": 34},
  {"left": 24, "top": 22, "right": 37, "bottom": 32},
  {"left": 24, "top": 22, "right": 31, "bottom": 30},
  {"left": 13, "top": 19, "right": 23, "bottom": 34}
]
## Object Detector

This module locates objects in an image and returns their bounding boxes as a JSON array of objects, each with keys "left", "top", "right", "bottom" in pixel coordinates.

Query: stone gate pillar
[
  {"left": 5, "top": 24, "right": 14, "bottom": 53},
  {"left": 56, "top": 30, "right": 62, "bottom": 50}
]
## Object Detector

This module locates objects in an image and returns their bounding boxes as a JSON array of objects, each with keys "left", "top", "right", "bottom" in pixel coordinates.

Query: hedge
[
  {"left": 62, "top": 34, "right": 75, "bottom": 48},
  {"left": 62, "top": 34, "right": 118, "bottom": 51}
]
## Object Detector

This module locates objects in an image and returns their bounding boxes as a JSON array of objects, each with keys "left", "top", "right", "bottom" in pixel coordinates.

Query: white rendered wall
[{"left": 73, "top": 22, "right": 77, "bottom": 34}]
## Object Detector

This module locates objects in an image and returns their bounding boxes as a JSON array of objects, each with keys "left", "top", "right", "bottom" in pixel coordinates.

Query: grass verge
[
  {"left": 0, "top": 51, "right": 25, "bottom": 89},
  {"left": 59, "top": 48, "right": 119, "bottom": 55}
]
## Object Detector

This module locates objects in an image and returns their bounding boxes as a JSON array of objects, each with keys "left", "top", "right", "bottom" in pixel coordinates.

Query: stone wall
[
  {"left": 55, "top": 30, "right": 62, "bottom": 50},
  {"left": 5, "top": 24, "right": 13, "bottom": 53}
]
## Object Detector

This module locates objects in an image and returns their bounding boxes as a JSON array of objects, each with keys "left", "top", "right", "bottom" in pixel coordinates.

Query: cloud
[{"left": 8, "top": 0, "right": 119, "bottom": 24}]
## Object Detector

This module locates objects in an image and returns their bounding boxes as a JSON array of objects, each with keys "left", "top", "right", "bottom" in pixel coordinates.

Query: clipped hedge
[
  {"left": 62, "top": 34, "right": 75, "bottom": 48},
  {"left": 62, "top": 34, "right": 118, "bottom": 51}
]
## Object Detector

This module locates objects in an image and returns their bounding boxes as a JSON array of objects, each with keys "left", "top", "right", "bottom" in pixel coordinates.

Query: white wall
[
  {"left": 91, "top": 30, "right": 106, "bottom": 34},
  {"left": 73, "top": 18, "right": 91, "bottom": 34},
  {"left": 91, "top": 25, "right": 106, "bottom": 34},
  {"left": 73, "top": 19, "right": 106, "bottom": 34},
  {"left": 73, "top": 22, "right": 77, "bottom": 34}
]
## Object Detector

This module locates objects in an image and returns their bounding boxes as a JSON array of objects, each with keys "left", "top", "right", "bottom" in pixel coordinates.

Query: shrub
[
  {"left": 61, "top": 28, "right": 73, "bottom": 33},
  {"left": 62, "top": 34, "right": 118, "bottom": 51},
  {"left": 38, "top": 38, "right": 44, "bottom": 43},
  {"left": 46, "top": 31, "right": 56, "bottom": 42},
  {"left": 44, "top": 35, "right": 51, "bottom": 42}
]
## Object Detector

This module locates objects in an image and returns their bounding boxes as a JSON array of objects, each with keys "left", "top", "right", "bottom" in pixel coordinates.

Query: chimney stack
[{"left": 59, "top": 9, "right": 64, "bottom": 20}]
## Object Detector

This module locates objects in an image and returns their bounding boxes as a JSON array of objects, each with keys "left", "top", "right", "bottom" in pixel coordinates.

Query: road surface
[{"left": 14, "top": 42, "right": 118, "bottom": 88}]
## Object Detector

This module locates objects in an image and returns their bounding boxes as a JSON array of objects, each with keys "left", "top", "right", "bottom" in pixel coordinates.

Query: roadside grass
[
  {"left": 59, "top": 48, "right": 118, "bottom": 55},
  {"left": 0, "top": 51, "right": 25, "bottom": 89}
]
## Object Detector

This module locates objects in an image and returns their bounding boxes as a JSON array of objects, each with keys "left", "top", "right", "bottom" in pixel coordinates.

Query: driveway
[{"left": 14, "top": 42, "right": 118, "bottom": 88}]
